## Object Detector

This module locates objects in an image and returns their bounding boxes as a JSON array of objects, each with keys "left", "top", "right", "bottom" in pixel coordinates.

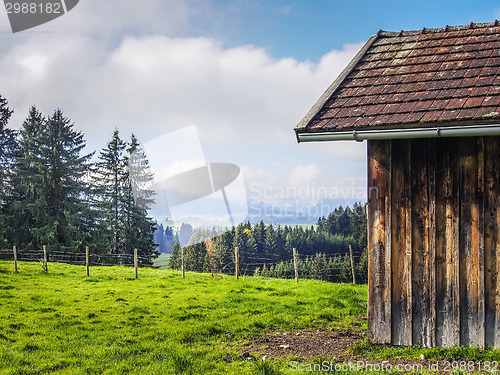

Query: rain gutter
[{"left": 296, "top": 124, "right": 500, "bottom": 143}]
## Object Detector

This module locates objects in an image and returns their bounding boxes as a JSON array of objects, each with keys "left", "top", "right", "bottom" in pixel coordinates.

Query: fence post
[
  {"left": 293, "top": 247, "right": 299, "bottom": 283},
  {"left": 43, "top": 245, "right": 48, "bottom": 273},
  {"left": 134, "top": 248, "right": 138, "bottom": 279},
  {"left": 181, "top": 247, "right": 185, "bottom": 279},
  {"left": 86, "top": 246, "right": 89, "bottom": 277},
  {"left": 349, "top": 244, "right": 356, "bottom": 284},
  {"left": 13, "top": 246, "right": 18, "bottom": 273},
  {"left": 235, "top": 247, "right": 239, "bottom": 280}
]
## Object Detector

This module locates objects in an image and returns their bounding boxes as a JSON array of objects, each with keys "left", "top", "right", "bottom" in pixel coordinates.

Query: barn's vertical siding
[
  {"left": 367, "top": 140, "right": 391, "bottom": 344},
  {"left": 484, "top": 136, "right": 500, "bottom": 348},
  {"left": 367, "top": 136, "right": 500, "bottom": 348},
  {"left": 435, "top": 138, "right": 461, "bottom": 347}
]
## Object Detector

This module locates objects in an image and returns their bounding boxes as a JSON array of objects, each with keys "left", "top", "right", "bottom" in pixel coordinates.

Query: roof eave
[{"left": 296, "top": 124, "right": 500, "bottom": 142}]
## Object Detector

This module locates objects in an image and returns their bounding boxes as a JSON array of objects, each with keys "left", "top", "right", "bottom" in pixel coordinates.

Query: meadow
[
  {"left": 1, "top": 261, "right": 499, "bottom": 374},
  {"left": 0, "top": 261, "right": 366, "bottom": 374}
]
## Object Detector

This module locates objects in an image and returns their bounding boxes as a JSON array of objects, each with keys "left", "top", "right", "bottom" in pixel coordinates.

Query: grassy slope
[
  {"left": 152, "top": 253, "right": 171, "bottom": 269},
  {"left": 0, "top": 261, "right": 366, "bottom": 374},
  {"left": 2, "top": 262, "right": 498, "bottom": 375}
]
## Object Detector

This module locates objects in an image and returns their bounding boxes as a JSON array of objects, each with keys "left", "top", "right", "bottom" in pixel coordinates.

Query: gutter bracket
[
  {"left": 436, "top": 127, "right": 441, "bottom": 138},
  {"left": 353, "top": 130, "right": 362, "bottom": 142}
]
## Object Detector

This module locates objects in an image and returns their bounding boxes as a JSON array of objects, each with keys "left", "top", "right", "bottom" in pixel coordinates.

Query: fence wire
[{"left": 0, "top": 248, "right": 154, "bottom": 268}]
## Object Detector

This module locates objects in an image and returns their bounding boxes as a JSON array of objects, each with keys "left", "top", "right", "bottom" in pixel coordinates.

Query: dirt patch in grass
[
  {"left": 240, "top": 328, "right": 364, "bottom": 360},
  {"left": 240, "top": 330, "right": 492, "bottom": 374}
]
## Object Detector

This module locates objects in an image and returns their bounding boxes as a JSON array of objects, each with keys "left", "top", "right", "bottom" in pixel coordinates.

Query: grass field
[
  {"left": 1, "top": 261, "right": 499, "bottom": 374},
  {"left": 0, "top": 261, "right": 367, "bottom": 374},
  {"left": 152, "top": 253, "right": 171, "bottom": 269}
]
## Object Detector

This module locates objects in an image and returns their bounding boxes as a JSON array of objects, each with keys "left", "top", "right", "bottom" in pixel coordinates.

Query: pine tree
[
  {"left": 154, "top": 223, "right": 166, "bottom": 252},
  {"left": 6, "top": 107, "right": 44, "bottom": 248},
  {"left": 123, "top": 134, "right": 157, "bottom": 264},
  {"left": 253, "top": 220, "right": 266, "bottom": 253},
  {"left": 92, "top": 129, "right": 127, "bottom": 256},
  {"left": 264, "top": 224, "right": 278, "bottom": 256},
  {"left": 12, "top": 108, "right": 92, "bottom": 250},
  {"left": 169, "top": 242, "right": 181, "bottom": 269},
  {"left": 163, "top": 225, "right": 176, "bottom": 253},
  {"left": 0, "top": 95, "right": 17, "bottom": 247},
  {"left": 214, "top": 232, "right": 232, "bottom": 273},
  {"left": 92, "top": 130, "right": 158, "bottom": 264}
]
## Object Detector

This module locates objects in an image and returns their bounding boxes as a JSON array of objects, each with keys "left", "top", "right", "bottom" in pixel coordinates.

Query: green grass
[
  {"left": 152, "top": 253, "right": 171, "bottom": 269},
  {"left": 2, "top": 261, "right": 498, "bottom": 374},
  {"left": 0, "top": 261, "right": 366, "bottom": 374}
]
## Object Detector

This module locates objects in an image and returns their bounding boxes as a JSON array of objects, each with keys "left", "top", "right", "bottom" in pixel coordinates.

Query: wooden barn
[{"left": 295, "top": 22, "right": 500, "bottom": 348}]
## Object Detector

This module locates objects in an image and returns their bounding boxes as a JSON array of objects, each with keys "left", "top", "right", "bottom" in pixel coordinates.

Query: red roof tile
[{"left": 296, "top": 22, "right": 500, "bottom": 133}]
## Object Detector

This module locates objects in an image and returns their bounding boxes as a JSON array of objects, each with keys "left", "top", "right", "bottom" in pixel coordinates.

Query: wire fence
[
  {"left": 0, "top": 246, "right": 155, "bottom": 278},
  {"left": 176, "top": 245, "right": 366, "bottom": 284},
  {"left": 0, "top": 245, "right": 367, "bottom": 284}
]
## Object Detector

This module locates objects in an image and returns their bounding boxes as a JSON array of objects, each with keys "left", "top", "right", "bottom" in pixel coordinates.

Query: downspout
[{"left": 296, "top": 124, "right": 500, "bottom": 142}]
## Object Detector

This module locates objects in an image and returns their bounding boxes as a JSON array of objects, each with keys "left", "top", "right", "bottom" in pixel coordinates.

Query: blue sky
[
  {"left": 0, "top": 0, "right": 499, "bottom": 223},
  {"left": 182, "top": 0, "right": 499, "bottom": 60}
]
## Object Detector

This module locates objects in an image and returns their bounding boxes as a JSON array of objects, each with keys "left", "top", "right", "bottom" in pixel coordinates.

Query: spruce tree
[
  {"left": 9, "top": 107, "right": 45, "bottom": 248},
  {"left": 154, "top": 223, "right": 166, "bottom": 252},
  {"left": 123, "top": 134, "right": 157, "bottom": 264},
  {"left": 92, "top": 129, "right": 127, "bottom": 256},
  {"left": 0, "top": 95, "right": 17, "bottom": 247},
  {"left": 92, "top": 130, "right": 158, "bottom": 264},
  {"left": 12, "top": 108, "right": 92, "bottom": 250}
]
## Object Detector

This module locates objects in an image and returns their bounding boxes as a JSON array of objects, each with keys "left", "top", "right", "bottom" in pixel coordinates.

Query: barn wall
[{"left": 367, "top": 136, "right": 500, "bottom": 348}]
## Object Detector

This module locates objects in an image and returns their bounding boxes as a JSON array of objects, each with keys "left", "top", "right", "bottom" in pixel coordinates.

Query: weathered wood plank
[
  {"left": 367, "top": 140, "right": 391, "bottom": 344},
  {"left": 452, "top": 138, "right": 461, "bottom": 346},
  {"left": 384, "top": 140, "right": 392, "bottom": 342},
  {"left": 477, "top": 137, "right": 485, "bottom": 348},
  {"left": 459, "top": 137, "right": 480, "bottom": 346},
  {"left": 435, "top": 139, "right": 448, "bottom": 346},
  {"left": 428, "top": 139, "right": 437, "bottom": 348},
  {"left": 484, "top": 136, "right": 500, "bottom": 348},
  {"left": 435, "top": 138, "right": 456, "bottom": 347},
  {"left": 411, "top": 139, "right": 429, "bottom": 347},
  {"left": 391, "top": 139, "right": 409, "bottom": 346},
  {"left": 405, "top": 140, "right": 413, "bottom": 346}
]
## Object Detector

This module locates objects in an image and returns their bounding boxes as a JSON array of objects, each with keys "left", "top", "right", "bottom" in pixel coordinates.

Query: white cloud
[
  {"left": 1, "top": 33, "right": 363, "bottom": 152},
  {"left": 288, "top": 164, "right": 324, "bottom": 187},
  {"left": 19, "top": 54, "right": 47, "bottom": 74},
  {"left": 0, "top": 6, "right": 368, "bottom": 215}
]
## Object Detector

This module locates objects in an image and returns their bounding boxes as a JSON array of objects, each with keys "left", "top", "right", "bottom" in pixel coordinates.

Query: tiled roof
[{"left": 295, "top": 22, "right": 500, "bottom": 134}]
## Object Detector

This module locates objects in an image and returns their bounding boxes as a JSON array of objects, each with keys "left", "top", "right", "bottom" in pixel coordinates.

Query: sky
[{"left": 0, "top": 0, "right": 499, "bottom": 224}]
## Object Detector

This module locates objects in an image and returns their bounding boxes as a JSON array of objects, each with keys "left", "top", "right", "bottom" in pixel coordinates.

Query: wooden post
[
  {"left": 43, "top": 245, "right": 47, "bottom": 273},
  {"left": 85, "top": 246, "right": 89, "bottom": 277},
  {"left": 293, "top": 248, "right": 299, "bottom": 283},
  {"left": 235, "top": 247, "right": 239, "bottom": 280},
  {"left": 181, "top": 247, "right": 185, "bottom": 279},
  {"left": 349, "top": 245, "right": 356, "bottom": 284},
  {"left": 134, "top": 248, "right": 138, "bottom": 279},
  {"left": 13, "top": 246, "right": 18, "bottom": 273}
]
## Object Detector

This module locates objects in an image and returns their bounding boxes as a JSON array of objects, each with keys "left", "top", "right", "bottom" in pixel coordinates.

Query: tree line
[
  {"left": 0, "top": 93, "right": 368, "bottom": 278},
  {"left": 0, "top": 95, "right": 158, "bottom": 264},
  {"left": 168, "top": 203, "right": 368, "bottom": 283}
]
